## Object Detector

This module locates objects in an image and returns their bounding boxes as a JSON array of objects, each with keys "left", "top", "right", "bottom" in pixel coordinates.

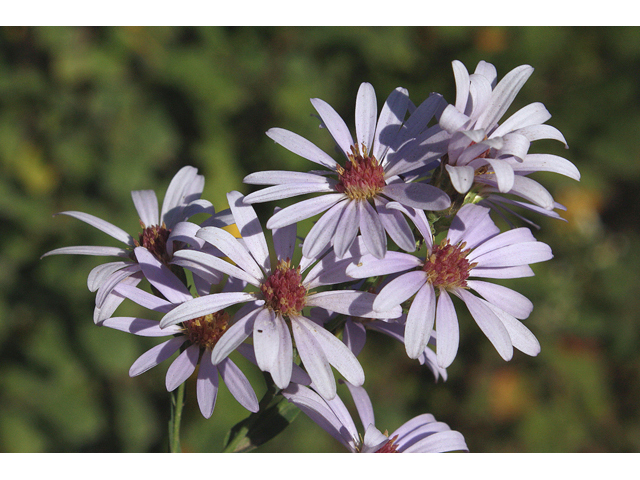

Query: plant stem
[{"left": 168, "top": 381, "right": 186, "bottom": 453}]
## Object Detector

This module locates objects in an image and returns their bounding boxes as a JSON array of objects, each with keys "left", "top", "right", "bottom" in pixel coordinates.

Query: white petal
[
  {"left": 445, "top": 164, "right": 475, "bottom": 194},
  {"left": 55, "top": 211, "right": 134, "bottom": 246},
  {"left": 404, "top": 283, "right": 436, "bottom": 359},
  {"left": 131, "top": 190, "right": 159, "bottom": 227},
  {"left": 311, "top": 97, "right": 354, "bottom": 157},
  {"left": 355, "top": 82, "right": 377, "bottom": 152},
  {"left": 265, "top": 127, "right": 338, "bottom": 170},
  {"left": 227, "top": 191, "right": 271, "bottom": 275},
  {"left": 358, "top": 200, "right": 386, "bottom": 260},
  {"left": 266, "top": 194, "right": 346, "bottom": 229},
  {"left": 166, "top": 344, "right": 200, "bottom": 391}
]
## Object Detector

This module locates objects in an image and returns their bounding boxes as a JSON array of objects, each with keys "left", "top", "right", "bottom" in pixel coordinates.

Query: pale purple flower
[
  {"left": 243, "top": 82, "right": 451, "bottom": 260},
  {"left": 347, "top": 203, "right": 553, "bottom": 367},
  {"left": 438, "top": 60, "right": 580, "bottom": 218},
  {"left": 102, "top": 246, "right": 259, "bottom": 419},
  {"left": 159, "top": 191, "right": 402, "bottom": 400},
  {"left": 282, "top": 381, "right": 468, "bottom": 453},
  {"left": 42, "top": 166, "right": 232, "bottom": 323}
]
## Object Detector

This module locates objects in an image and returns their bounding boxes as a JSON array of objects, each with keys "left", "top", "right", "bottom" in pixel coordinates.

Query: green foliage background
[{"left": 2, "top": 26, "right": 639, "bottom": 452}]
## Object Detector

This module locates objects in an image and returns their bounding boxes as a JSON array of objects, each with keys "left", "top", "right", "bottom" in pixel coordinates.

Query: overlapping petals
[
  {"left": 347, "top": 204, "right": 552, "bottom": 367},
  {"left": 282, "top": 381, "right": 467, "bottom": 453},
  {"left": 243, "top": 83, "right": 451, "bottom": 260}
]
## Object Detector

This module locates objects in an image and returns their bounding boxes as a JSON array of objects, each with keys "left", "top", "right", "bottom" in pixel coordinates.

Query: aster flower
[
  {"left": 101, "top": 246, "right": 259, "bottom": 419},
  {"left": 158, "top": 191, "right": 402, "bottom": 400},
  {"left": 42, "top": 166, "right": 232, "bottom": 323},
  {"left": 347, "top": 203, "right": 553, "bottom": 368},
  {"left": 243, "top": 82, "right": 451, "bottom": 260},
  {"left": 437, "top": 60, "right": 580, "bottom": 218},
  {"left": 282, "top": 381, "right": 467, "bottom": 453}
]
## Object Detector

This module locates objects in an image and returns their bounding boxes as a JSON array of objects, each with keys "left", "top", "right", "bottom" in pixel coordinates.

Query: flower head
[
  {"left": 42, "top": 166, "right": 232, "bottom": 323},
  {"left": 347, "top": 203, "right": 553, "bottom": 367},
  {"left": 242, "top": 83, "right": 451, "bottom": 260},
  {"left": 101, "top": 247, "right": 259, "bottom": 419},
  {"left": 282, "top": 381, "right": 468, "bottom": 453},
  {"left": 159, "top": 191, "right": 402, "bottom": 400},
  {"left": 438, "top": 60, "right": 580, "bottom": 221}
]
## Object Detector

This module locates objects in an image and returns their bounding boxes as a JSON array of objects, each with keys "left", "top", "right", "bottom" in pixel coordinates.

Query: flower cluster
[{"left": 44, "top": 60, "right": 579, "bottom": 452}]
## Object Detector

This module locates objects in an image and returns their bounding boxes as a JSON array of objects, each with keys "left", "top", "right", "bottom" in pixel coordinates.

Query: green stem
[{"left": 168, "top": 381, "right": 186, "bottom": 453}]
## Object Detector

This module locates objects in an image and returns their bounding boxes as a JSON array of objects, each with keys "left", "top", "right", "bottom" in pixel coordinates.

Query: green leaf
[{"left": 223, "top": 395, "right": 301, "bottom": 453}]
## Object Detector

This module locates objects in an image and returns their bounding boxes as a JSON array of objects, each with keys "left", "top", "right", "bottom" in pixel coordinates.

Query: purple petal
[
  {"left": 159, "top": 291, "right": 257, "bottom": 328},
  {"left": 196, "top": 349, "right": 219, "bottom": 418},
  {"left": 172, "top": 249, "right": 261, "bottom": 287},
  {"left": 516, "top": 124, "right": 567, "bottom": 145},
  {"left": 447, "top": 204, "right": 499, "bottom": 249},
  {"left": 384, "top": 202, "right": 433, "bottom": 248},
  {"left": 346, "top": 251, "right": 421, "bottom": 279},
  {"left": 295, "top": 315, "right": 365, "bottom": 388},
  {"left": 467, "top": 280, "right": 533, "bottom": 319},
  {"left": 267, "top": 194, "right": 346, "bottom": 229},
  {"left": 272, "top": 214, "right": 298, "bottom": 264},
  {"left": 470, "top": 242, "right": 553, "bottom": 268},
  {"left": 196, "top": 226, "right": 263, "bottom": 282},
  {"left": 310, "top": 97, "right": 354, "bottom": 157},
  {"left": 479, "top": 173, "right": 554, "bottom": 210},
  {"left": 512, "top": 153, "right": 580, "bottom": 181},
  {"left": 113, "top": 283, "right": 174, "bottom": 313},
  {"left": 218, "top": 357, "right": 259, "bottom": 413},
  {"left": 95, "top": 263, "right": 142, "bottom": 308},
  {"left": 374, "top": 87, "right": 409, "bottom": 161},
  {"left": 487, "top": 304, "right": 541, "bottom": 357},
  {"left": 252, "top": 309, "right": 282, "bottom": 375},
  {"left": 374, "top": 197, "right": 415, "bottom": 252},
  {"left": 401, "top": 430, "right": 468, "bottom": 453},
  {"left": 93, "top": 272, "right": 143, "bottom": 324},
  {"left": 485, "top": 158, "right": 515, "bottom": 193},
  {"left": 358, "top": 200, "right": 386, "bottom": 260},
  {"left": 265, "top": 128, "right": 338, "bottom": 170},
  {"left": 244, "top": 182, "right": 336, "bottom": 204},
  {"left": 440, "top": 103, "right": 470, "bottom": 133},
  {"left": 382, "top": 182, "right": 451, "bottom": 211},
  {"left": 41, "top": 245, "right": 131, "bottom": 259},
  {"left": 333, "top": 199, "right": 359, "bottom": 259},
  {"left": 404, "top": 282, "right": 436, "bottom": 359},
  {"left": 301, "top": 200, "right": 346, "bottom": 260},
  {"left": 131, "top": 190, "right": 159, "bottom": 227},
  {"left": 343, "top": 382, "right": 375, "bottom": 431},
  {"left": 342, "top": 319, "right": 367, "bottom": 356},
  {"left": 129, "top": 336, "right": 185, "bottom": 377},
  {"left": 228, "top": 191, "right": 271, "bottom": 275},
  {"left": 134, "top": 247, "right": 193, "bottom": 304},
  {"left": 475, "top": 64, "right": 534, "bottom": 134},
  {"left": 445, "top": 164, "right": 475, "bottom": 194},
  {"left": 282, "top": 383, "right": 355, "bottom": 450},
  {"left": 167, "top": 221, "right": 206, "bottom": 256},
  {"left": 210, "top": 305, "right": 262, "bottom": 364},
  {"left": 55, "top": 211, "right": 134, "bottom": 246},
  {"left": 102, "top": 317, "right": 182, "bottom": 337},
  {"left": 166, "top": 343, "right": 200, "bottom": 391},
  {"left": 355, "top": 82, "right": 377, "bottom": 152},
  {"left": 291, "top": 316, "right": 335, "bottom": 399},
  {"left": 494, "top": 133, "right": 531, "bottom": 161},
  {"left": 308, "top": 290, "right": 402, "bottom": 320},
  {"left": 492, "top": 102, "right": 551, "bottom": 138},
  {"left": 456, "top": 289, "right": 513, "bottom": 361},
  {"left": 452, "top": 60, "right": 471, "bottom": 112},
  {"left": 434, "top": 290, "right": 459, "bottom": 368},
  {"left": 372, "top": 271, "right": 427, "bottom": 313},
  {"left": 471, "top": 265, "right": 535, "bottom": 279},
  {"left": 87, "top": 261, "right": 130, "bottom": 292},
  {"left": 161, "top": 166, "right": 204, "bottom": 228},
  {"left": 244, "top": 170, "right": 335, "bottom": 186}
]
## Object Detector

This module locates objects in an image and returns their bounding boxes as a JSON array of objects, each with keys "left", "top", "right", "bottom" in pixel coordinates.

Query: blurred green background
[{"left": 2, "top": 26, "right": 639, "bottom": 452}]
